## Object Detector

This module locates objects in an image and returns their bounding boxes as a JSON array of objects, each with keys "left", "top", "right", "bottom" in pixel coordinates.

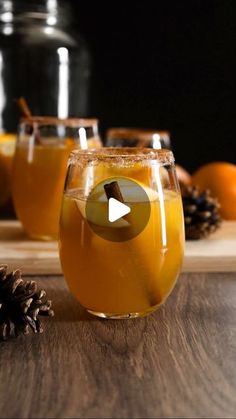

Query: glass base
[{"left": 87, "top": 305, "right": 159, "bottom": 319}]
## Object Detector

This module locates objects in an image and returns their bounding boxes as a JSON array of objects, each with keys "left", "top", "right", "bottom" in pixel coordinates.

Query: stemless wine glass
[
  {"left": 59, "top": 147, "right": 185, "bottom": 319},
  {"left": 105, "top": 127, "right": 171, "bottom": 149},
  {"left": 12, "top": 116, "right": 101, "bottom": 240}
]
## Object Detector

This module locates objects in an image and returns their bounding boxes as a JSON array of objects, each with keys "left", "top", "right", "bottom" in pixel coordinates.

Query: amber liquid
[
  {"left": 59, "top": 188, "right": 184, "bottom": 317},
  {"left": 12, "top": 142, "right": 75, "bottom": 240},
  {"left": 0, "top": 133, "right": 16, "bottom": 208}
]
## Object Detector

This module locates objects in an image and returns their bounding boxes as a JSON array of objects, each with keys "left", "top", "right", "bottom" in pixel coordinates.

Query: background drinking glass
[
  {"left": 0, "top": 133, "right": 16, "bottom": 212},
  {"left": 105, "top": 127, "right": 171, "bottom": 149},
  {"left": 12, "top": 117, "right": 101, "bottom": 240},
  {"left": 59, "top": 147, "right": 184, "bottom": 319}
]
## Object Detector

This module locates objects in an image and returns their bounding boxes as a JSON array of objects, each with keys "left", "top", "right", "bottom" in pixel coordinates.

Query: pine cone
[
  {"left": 0, "top": 265, "right": 54, "bottom": 341},
  {"left": 182, "top": 185, "right": 222, "bottom": 240}
]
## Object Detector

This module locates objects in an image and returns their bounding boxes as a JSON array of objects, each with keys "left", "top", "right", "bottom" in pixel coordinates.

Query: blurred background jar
[
  {"left": 105, "top": 127, "right": 171, "bottom": 149},
  {"left": 0, "top": 0, "right": 91, "bottom": 216}
]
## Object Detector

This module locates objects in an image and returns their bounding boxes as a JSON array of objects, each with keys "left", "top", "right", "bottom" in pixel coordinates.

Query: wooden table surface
[
  {"left": 1, "top": 221, "right": 236, "bottom": 274},
  {"left": 0, "top": 272, "right": 236, "bottom": 418}
]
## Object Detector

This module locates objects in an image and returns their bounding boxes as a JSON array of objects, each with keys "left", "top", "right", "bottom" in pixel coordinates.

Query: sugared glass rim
[
  {"left": 69, "top": 147, "right": 174, "bottom": 166},
  {"left": 20, "top": 116, "right": 98, "bottom": 128},
  {"left": 106, "top": 127, "right": 170, "bottom": 140}
]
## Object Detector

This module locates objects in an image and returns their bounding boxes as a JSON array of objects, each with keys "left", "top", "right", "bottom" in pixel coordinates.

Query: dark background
[{"left": 72, "top": 1, "right": 236, "bottom": 173}]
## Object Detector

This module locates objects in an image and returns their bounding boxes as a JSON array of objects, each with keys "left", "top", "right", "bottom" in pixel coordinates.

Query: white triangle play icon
[{"left": 108, "top": 198, "right": 131, "bottom": 223}]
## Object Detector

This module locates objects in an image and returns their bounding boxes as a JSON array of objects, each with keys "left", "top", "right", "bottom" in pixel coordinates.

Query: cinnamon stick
[
  {"left": 104, "top": 181, "right": 125, "bottom": 203},
  {"left": 104, "top": 180, "right": 132, "bottom": 224},
  {"left": 16, "top": 97, "right": 41, "bottom": 145},
  {"left": 17, "top": 97, "right": 32, "bottom": 118}
]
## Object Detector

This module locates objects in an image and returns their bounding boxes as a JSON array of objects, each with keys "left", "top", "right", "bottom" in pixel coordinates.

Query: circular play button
[{"left": 85, "top": 177, "right": 151, "bottom": 242}]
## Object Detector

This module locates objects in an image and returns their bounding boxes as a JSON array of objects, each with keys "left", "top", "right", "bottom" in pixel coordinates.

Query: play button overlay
[
  {"left": 85, "top": 177, "right": 151, "bottom": 242},
  {"left": 108, "top": 198, "right": 131, "bottom": 222}
]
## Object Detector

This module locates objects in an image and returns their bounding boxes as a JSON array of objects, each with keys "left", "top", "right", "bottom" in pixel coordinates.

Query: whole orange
[{"left": 192, "top": 162, "right": 236, "bottom": 220}]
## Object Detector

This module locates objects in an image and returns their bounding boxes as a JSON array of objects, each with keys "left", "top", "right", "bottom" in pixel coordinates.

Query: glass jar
[
  {"left": 0, "top": 0, "right": 91, "bottom": 134},
  {"left": 59, "top": 147, "right": 184, "bottom": 318}
]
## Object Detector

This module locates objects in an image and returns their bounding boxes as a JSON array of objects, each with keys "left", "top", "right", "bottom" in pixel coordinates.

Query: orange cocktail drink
[
  {"left": 59, "top": 148, "right": 184, "bottom": 318},
  {"left": 12, "top": 117, "right": 101, "bottom": 240}
]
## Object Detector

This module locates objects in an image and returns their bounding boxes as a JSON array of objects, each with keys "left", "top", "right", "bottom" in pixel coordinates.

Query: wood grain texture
[
  {"left": 1, "top": 221, "right": 236, "bottom": 274},
  {"left": 0, "top": 273, "right": 236, "bottom": 418}
]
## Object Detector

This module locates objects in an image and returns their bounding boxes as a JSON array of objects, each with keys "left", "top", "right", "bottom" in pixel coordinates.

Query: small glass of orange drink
[
  {"left": 105, "top": 127, "right": 171, "bottom": 149},
  {"left": 59, "top": 147, "right": 185, "bottom": 319},
  {"left": 0, "top": 132, "right": 16, "bottom": 212},
  {"left": 12, "top": 117, "right": 101, "bottom": 240}
]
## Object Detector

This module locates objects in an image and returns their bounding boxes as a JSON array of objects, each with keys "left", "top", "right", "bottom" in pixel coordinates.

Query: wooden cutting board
[{"left": 0, "top": 220, "right": 235, "bottom": 274}]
